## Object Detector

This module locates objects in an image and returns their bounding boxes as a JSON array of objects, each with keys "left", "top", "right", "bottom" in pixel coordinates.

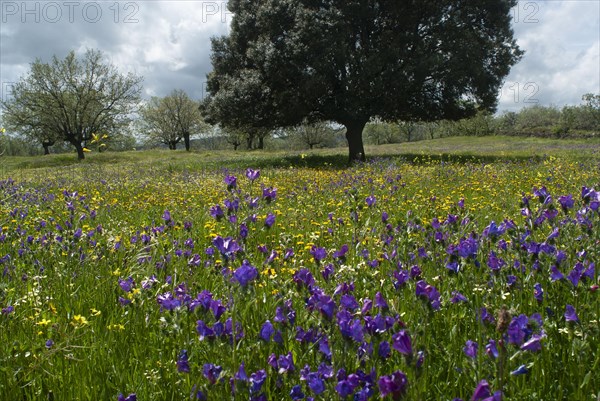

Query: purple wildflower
[
  {"left": 224, "top": 174, "right": 237, "bottom": 190},
  {"left": 233, "top": 260, "right": 258, "bottom": 287},
  {"left": 451, "top": 291, "right": 468, "bottom": 303},
  {"left": 202, "top": 363, "right": 223, "bottom": 384},
  {"left": 260, "top": 320, "right": 275, "bottom": 341},
  {"left": 340, "top": 294, "right": 359, "bottom": 311},
  {"left": 378, "top": 341, "right": 391, "bottom": 359},
  {"left": 307, "top": 372, "right": 325, "bottom": 394},
  {"left": 262, "top": 187, "right": 277, "bottom": 203},
  {"left": 471, "top": 380, "right": 490, "bottom": 401},
  {"left": 264, "top": 213, "right": 276, "bottom": 228},
  {"left": 415, "top": 280, "right": 441, "bottom": 310},
  {"left": 118, "top": 276, "right": 134, "bottom": 292},
  {"left": 463, "top": 340, "right": 478, "bottom": 359},
  {"left": 249, "top": 369, "right": 267, "bottom": 393},
  {"left": 485, "top": 339, "right": 499, "bottom": 359},
  {"left": 378, "top": 370, "right": 408, "bottom": 398},
  {"left": 392, "top": 330, "right": 412, "bottom": 355},
  {"left": 209, "top": 205, "right": 224, "bottom": 220},
  {"left": 235, "top": 362, "right": 248, "bottom": 381},
  {"left": 310, "top": 246, "right": 327, "bottom": 262},
  {"left": 246, "top": 168, "right": 260, "bottom": 181},
  {"left": 333, "top": 244, "right": 349, "bottom": 261},
  {"left": 177, "top": 350, "right": 190, "bottom": 373},
  {"left": 564, "top": 304, "right": 579, "bottom": 322},
  {"left": 293, "top": 268, "right": 315, "bottom": 288},
  {"left": 335, "top": 379, "right": 355, "bottom": 398},
  {"left": 277, "top": 352, "right": 295, "bottom": 374},
  {"left": 483, "top": 221, "right": 505, "bottom": 238},
  {"left": 520, "top": 333, "right": 544, "bottom": 352},
  {"left": 375, "top": 292, "right": 388, "bottom": 309},
  {"left": 550, "top": 265, "right": 565, "bottom": 281},
  {"left": 290, "top": 385, "right": 305, "bottom": 400},
  {"left": 322, "top": 263, "right": 334, "bottom": 281},
  {"left": 318, "top": 336, "right": 332, "bottom": 360},
  {"left": 533, "top": 283, "right": 543, "bottom": 302},
  {"left": 507, "top": 314, "right": 530, "bottom": 346},
  {"left": 511, "top": 364, "right": 529, "bottom": 375},
  {"left": 212, "top": 236, "right": 241, "bottom": 259},
  {"left": 558, "top": 194, "right": 574, "bottom": 211}
]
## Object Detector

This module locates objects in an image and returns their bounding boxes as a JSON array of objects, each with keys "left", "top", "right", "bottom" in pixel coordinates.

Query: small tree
[
  {"left": 424, "top": 121, "right": 439, "bottom": 140},
  {"left": 364, "top": 119, "right": 400, "bottom": 145},
  {"left": 398, "top": 121, "right": 419, "bottom": 142},
  {"left": 293, "top": 121, "right": 333, "bottom": 149},
  {"left": 138, "top": 90, "right": 205, "bottom": 150},
  {"left": 516, "top": 105, "right": 561, "bottom": 134},
  {"left": 223, "top": 127, "right": 245, "bottom": 150},
  {"left": 1, "top": 49, "right": 142, "bottom": 159},
  {"left": 580, "top": 93, "right": 600, "bottom": 130}
]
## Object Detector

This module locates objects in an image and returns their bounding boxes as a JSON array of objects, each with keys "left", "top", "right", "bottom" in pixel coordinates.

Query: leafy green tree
[
  {"left": 579, "top": 93, "right": 600, "bottom": 130},
  {"left": 223, "top": 127, "right": 246, "bottom": 150},
  {"left": 457, "top": 110, "right": 495, "bottom": 136},
  {"left": 497, "top": 111, "right": 518, "bottom": 135},
  {"left": 138, "top": 89, "right": 206, "bottom": 151},
  {"left": 201, "top": 0, "right": 522, "bottom": 162},
  {"left": 293, "top": 120, "right": 335, "bottom": 149},
  {"left": 1, "top": 49, "right": 142, "bottom": 159},
  {"left": 364, "top": 119, "right": 400, "bottom": 145},
  {"left": 515, "top": 105, "right": 561, "bottom": 134}
]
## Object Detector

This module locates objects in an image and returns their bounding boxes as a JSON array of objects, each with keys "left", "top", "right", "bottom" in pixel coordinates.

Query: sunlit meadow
[{"left": 1, "top": 154, "right": 599, "bottom": 400}]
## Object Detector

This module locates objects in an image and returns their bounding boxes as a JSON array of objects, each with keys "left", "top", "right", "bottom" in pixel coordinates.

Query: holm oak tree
[{"left": 201, "top": 0, "right": 522, "bottom": 162}]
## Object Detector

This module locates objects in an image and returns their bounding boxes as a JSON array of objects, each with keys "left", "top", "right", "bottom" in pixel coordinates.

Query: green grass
[
  {"left": 0, "top": 136, "right": 599, "bottom": 400},
  {"left": 2, "top": 135, "right": 599, "bottom": 177}
]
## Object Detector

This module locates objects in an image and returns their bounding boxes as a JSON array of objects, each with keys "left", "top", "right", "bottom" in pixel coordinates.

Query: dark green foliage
[{"left": 202, "top": 0, "right": 523, "bottom": 162}]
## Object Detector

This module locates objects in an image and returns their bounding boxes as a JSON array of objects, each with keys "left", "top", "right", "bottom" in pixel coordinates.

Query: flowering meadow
[{"left": 1, "top": 155, "right": 599, "bottom": 400}]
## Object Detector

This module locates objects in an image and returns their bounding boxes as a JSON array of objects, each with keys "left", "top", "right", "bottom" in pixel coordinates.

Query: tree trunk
[
  {"left": 72, "top": 141, "right": 85, "bottom": 160},
  {"left": 344, "top": 120, "right": 367, "bottom": 163},
  {"left": 257, "top": 136, "right": 264, "bottom": 149},
  {"left": 246, "top": 136, "right": 253, "bottom": 150},
  {"left": 42, "top": 140, "right": 54, "bottom": 155},
  {"left": 169, "top": 141, "right": 177, "bottom": 150},
  {"left": 184, "top": 133, "right": 191, "bottom": 151},
  {"left": 233, "top": 144, "right": 239, "bottom": 151}
]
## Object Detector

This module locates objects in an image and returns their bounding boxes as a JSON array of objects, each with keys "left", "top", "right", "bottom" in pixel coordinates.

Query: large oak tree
[{"left": 201, "top": 0, "right": 523, "bottom": 162}]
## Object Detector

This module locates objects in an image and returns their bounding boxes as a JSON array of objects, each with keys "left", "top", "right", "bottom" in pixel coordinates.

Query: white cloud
[{"left": 498, "top": 0, "right": 600, "bottom": 112}]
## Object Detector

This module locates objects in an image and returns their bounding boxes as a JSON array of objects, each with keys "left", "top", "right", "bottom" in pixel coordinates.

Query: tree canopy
[
  {"left": 1, "top": 49, "right": 142, "bottom": 159},
  {"left": 201, "top": 0, "right": 523, "bottom": 162}
]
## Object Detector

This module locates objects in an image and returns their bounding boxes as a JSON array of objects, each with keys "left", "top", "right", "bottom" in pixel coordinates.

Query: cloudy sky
[{"left": 1, "top": 1, "right": 598, "bottom": 115}]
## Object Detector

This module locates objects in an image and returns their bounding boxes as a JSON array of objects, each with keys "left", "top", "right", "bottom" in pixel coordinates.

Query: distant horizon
[{"left": 1, "top": 1, "right": 598, "bottom": 116}]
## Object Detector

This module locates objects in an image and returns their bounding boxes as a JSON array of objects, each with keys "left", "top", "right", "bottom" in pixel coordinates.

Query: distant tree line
[
  {"left": 361, "top": 94, "right": 600, "bottom": 145},
  {"left": 2, "top": 92, "right": 599, "bottom": 157}
]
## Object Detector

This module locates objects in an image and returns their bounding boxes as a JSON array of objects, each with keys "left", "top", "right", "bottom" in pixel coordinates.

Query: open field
[
  {"left": 2, "top": 136, "right": 600, "bottom": 175},
  {"left": 1, "top": 137, "right": 599, "bottom": 400}
]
